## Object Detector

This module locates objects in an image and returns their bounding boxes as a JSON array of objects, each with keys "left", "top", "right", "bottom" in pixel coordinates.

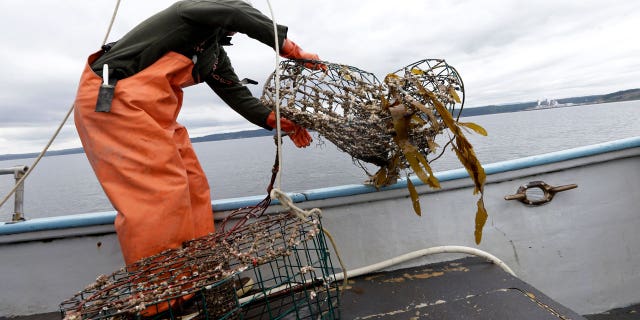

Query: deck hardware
[
  {"left": 0, "top": 165, "right": 29, "bottom": 222},
  {"left": 504, "top": 181, "right": 577, "bottom": 205}
]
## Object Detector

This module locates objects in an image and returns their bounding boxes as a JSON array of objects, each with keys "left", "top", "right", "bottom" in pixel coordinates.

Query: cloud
[
  {"left": 0, "top": 124, "right": 78, "bottom": 155},
  {"left": 1, "top": 0, "right": 639, "bottom": 154}
]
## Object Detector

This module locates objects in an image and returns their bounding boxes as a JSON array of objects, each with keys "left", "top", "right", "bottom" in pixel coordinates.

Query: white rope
[
  {"left": 265, "top": 0, "right": 283, "bottom": 191},
  {"left": 264, "top": 0, "right": 350, "bottom": 290},
  {"left": 102, "top": 0, "right": 121, "bottom": 46},
  {"left": 0, "top": 0, "right": 123, "bottom": 215},
  {"left": 269, "top": 189, "right": 320, "bottom": 220}
]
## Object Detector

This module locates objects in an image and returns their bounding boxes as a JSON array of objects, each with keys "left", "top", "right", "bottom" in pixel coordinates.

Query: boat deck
[
  {"left": 5, "top": 257, "right": 636, "bottom": 319},
  {"left": 341, "top": 257, "right": 585, "bottom": 319}
]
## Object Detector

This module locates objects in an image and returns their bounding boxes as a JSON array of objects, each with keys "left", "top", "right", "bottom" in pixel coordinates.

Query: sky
[{"left": 1, "top": 0, "right": 639, "bottom": 155}]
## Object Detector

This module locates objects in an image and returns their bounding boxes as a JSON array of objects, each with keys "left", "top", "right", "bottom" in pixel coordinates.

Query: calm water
[{"left": 1, "top": 101, "right": 638, "bottom": 220}]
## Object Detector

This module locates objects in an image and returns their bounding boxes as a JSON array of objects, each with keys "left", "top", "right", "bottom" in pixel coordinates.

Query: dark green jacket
[{"left": 91, "top": 0, "right": 288, "bottom": 129}]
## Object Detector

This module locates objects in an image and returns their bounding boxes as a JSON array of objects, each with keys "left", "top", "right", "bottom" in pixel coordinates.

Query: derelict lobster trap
[
  {"left": 261, "top": 58, "right": 488, "bottom": 241},
  {"left": 260, "top": 58, "right": 466, "bottom": 186},
  {"left": 60, "top": 206, "right": 341, "bottom": 320}
]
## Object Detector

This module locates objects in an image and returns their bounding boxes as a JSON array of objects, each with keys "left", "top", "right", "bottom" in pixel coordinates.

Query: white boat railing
[
  {"left": 0, "top": 165, "right": 28, "bottom": 222},
  {"left": 1, "top": 136, "right": 639, "bottom": 237}
]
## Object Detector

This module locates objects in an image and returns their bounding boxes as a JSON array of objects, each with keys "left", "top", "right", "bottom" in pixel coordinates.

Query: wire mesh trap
[
  {"left": 262, "top": 59, "right": 484, "bottom": 187},
  {"left": 261, "top": 58, "right": 467, "bottom": 183},
  {"left": 60, "top": 207, "right": 340, "bottom": 320},
  {"left": 261, "top": 58, "right": 489, "bottom": 242}
]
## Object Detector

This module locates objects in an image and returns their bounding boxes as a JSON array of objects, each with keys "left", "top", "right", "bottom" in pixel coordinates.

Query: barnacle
[
  {"left": 60, "top": 212, "right": 332, "bottom": 319},
  {"left": 261, "top": 58, "right": 488, "bottom": 243}
]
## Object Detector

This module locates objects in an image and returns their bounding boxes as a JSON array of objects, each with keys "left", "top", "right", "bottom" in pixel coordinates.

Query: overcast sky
[{"left": 1, "top": 0, "right": 638, "bottom": 155}]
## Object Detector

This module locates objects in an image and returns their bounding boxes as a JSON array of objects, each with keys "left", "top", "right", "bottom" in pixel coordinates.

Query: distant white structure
[
  {"left": 536, "top": 98, "right": 559, "bottom": 109},
  {"left": 534, "top": 98, "right": 561, "bottom": 109}
]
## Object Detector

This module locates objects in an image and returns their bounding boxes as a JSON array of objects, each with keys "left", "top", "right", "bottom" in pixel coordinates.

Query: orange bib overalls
[{"left": 74, "top": 50, "right": 215, "bottom": 266}]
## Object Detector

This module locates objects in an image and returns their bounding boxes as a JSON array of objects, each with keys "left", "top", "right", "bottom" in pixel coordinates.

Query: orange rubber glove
[
  {"left": 280, "top": 39, "right": 327, "bottom": 71},
  {"left": 266, "top": 111, "right": 312, "bottom": 148}
]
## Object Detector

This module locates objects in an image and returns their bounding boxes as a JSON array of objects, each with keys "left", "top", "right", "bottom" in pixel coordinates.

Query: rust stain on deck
[{"left": 380, "top": 264, "right": 470, "bottom": 283}]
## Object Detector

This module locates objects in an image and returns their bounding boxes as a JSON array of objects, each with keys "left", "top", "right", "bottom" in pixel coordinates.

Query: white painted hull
[{"left": 1, "top": 137, "right": 639, "bottom": 317}]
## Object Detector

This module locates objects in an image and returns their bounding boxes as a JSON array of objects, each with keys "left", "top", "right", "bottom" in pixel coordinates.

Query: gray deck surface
[
  {"left": 585, "top": 304, "right": 640, "bottom": 320},
  {"left": 4, "top": 257, "right": 636, "bottom": 319},
  {"left": 340, "top": 257, "right": 586, "bottom": 319}
]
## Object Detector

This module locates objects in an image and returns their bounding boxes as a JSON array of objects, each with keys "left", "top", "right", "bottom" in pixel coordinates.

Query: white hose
[
  {"left": 238, "top": 245, "right": 515, "bottom": 305},
  {"left": 333, "top": 245, "right": 516, "bottom": 281}
]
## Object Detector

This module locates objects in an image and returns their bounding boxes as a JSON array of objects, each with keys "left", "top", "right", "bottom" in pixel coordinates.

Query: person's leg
[
  {"left": 75, "top": 99, "right": 197, "bottom": 266},
  {"left": 74, "top": 51, "right": 209, "bottom": 316},
  {"left": 172, "top": 124, "right": 214, "bottom": 238},
  {"left": 74, "top": 66, "right": 201, "bottom": 266}
]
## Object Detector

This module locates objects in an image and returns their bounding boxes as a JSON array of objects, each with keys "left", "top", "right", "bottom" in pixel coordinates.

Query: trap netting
[
  {"left": 60, "top": 205, "right": 340, "bottom": 320},
  {"left": 261, "top": 58, "right": 467, "bottom": 186},
  {"left": 261, "top": 58, "right": 488, "bottom": 242}
]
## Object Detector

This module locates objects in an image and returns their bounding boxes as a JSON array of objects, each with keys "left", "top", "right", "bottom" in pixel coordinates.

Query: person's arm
[
  {"left": 206, "top": 49, "right": 311, "bottom": 147},
  {"left": 178, "top": 0, "right": 323, "bottom": 69},
  {"left": 205, "top": 49, "right": 271, "bottom": 129},
  {"left": 177, "top": 0, "right": 288, "bottom": 50}
]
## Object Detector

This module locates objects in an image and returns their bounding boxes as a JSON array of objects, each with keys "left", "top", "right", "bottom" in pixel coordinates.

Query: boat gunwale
[{"left": 1, "top": 136, "right": 639, "bottom": 236}]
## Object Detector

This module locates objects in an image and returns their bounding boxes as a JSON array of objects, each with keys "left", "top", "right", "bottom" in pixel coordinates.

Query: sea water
[{"left": 1, "top": 100, "right": 638, "bottom": 220}]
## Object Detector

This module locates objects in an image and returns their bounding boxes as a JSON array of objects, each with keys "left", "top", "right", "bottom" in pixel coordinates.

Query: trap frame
[
  {"left": 60, "top": 196, "right": 340, "bottom": 320},
  {"left": 261, "top": 58, "right": 468, "bottom": 185},
  {"left": 261, "top": 58, "right": 488, "bottom": 241}
]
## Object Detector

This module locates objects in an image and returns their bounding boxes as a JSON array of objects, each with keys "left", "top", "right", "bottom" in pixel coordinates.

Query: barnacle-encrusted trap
[
  {"left": 261, "top": 58, "right": 489, "bottom": 243},
  {"left": 60, "top": 195, "right": 340, "bottom": 319}
]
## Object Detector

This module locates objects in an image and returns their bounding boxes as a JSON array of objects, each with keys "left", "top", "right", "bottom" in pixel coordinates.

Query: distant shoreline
[
  {"left": 0, "top": 129, "right": 274, "bottom": 161},
  {"left": 2, "top": 88, "right": 638, "bottom": 161},
  {"left": 454, "top": 88, "right": 640, "bottom": 117}
]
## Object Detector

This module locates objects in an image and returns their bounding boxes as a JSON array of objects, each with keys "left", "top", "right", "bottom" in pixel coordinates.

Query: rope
[
  {"left": 270, "top": 188, "right": 348, "bottom": 289},
  {"left": 0, "top": 0, "right": 123, "bottom": 216},
  {"left": 265, "top": 0, "right": 349, "bottom": 289},
  {"left": 269, "top": 189, "right": 320, "bottom": 220},
  {"left": 265, "top": 0, "right": 283, "bottom": 191},
  {"left": 102, "top": 0, "right": 121, "bottom": 46}
]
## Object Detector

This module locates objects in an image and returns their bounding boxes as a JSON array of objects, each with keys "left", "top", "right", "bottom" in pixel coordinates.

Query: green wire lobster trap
[{"left": 60, "top": 201, "right": 340, "bottom": 320}]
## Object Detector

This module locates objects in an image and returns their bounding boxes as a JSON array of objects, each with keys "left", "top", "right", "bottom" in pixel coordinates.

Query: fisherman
[{"left": 74, "top": 0, "right": 321, "bottom": 275}]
